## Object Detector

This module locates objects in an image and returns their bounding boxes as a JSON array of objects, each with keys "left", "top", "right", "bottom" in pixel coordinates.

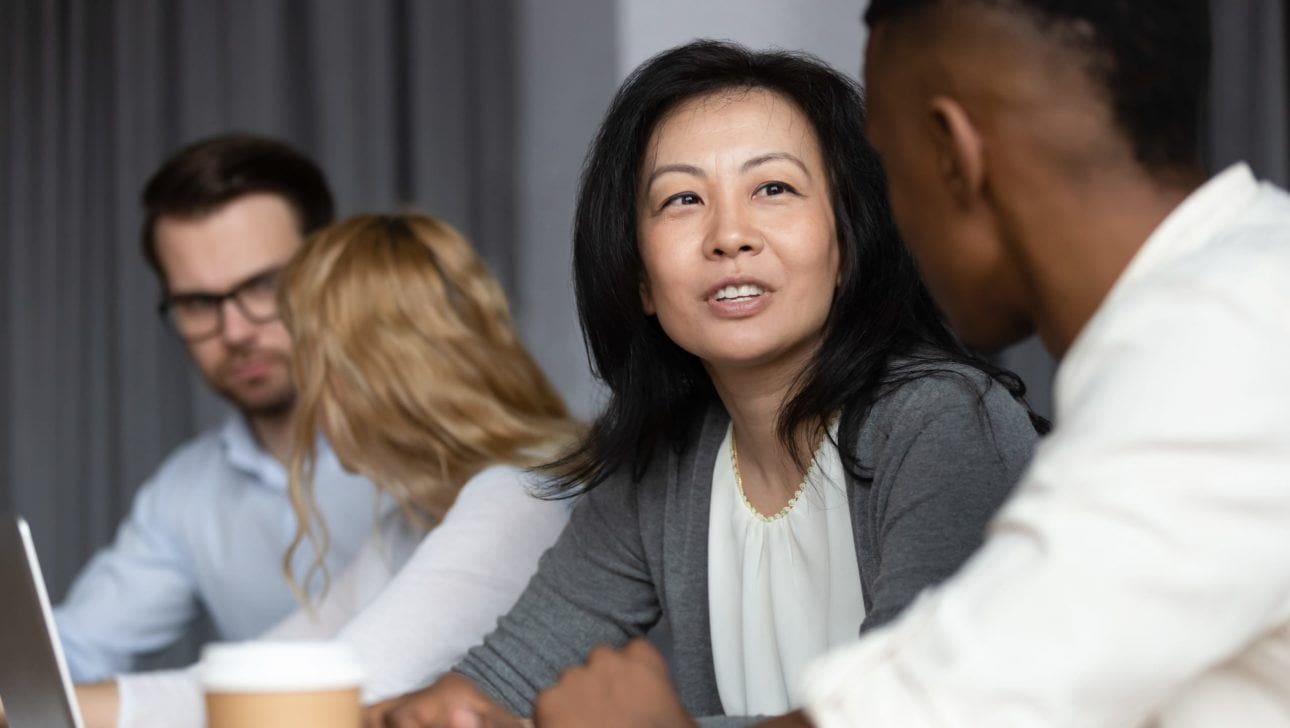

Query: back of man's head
[
  {"left": 864, "top": 0, "right": 1212, "bottom": 178},
  {"left": 140, "top": 133, "right": 335, "bottom": 284}
]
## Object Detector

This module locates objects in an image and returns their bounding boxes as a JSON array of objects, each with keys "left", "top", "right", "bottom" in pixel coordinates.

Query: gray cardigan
[{"left": 456, "top": 366, "right": 1038, "bottom": 726}]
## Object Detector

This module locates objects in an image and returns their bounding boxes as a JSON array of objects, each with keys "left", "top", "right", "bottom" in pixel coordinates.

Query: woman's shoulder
[
  {"left": 453, "top": 463, "right": 554, "bottom": 511},
  {"left": 464, "top": 462, "right": 527, "bottom": 486},
  {"left": 878, "top": 358, "right": 1000, "bottom": 412},
  {"left": 847, "top": 358, "right": 1038, "bottom": 456},
  {"left": 571, "top": 404, "right": 726, "bottom": 515}
]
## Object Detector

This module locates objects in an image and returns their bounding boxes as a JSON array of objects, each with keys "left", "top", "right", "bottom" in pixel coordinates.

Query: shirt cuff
[
  {"left": 801, "top": 591, "right": 943, "bottom": 728},
  {"left": 115, "top": 666, "right": 205, "bottom": 728}
]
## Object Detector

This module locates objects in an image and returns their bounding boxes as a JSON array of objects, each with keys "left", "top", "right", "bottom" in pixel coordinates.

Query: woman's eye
[
  {"left": 663, "top": 192, "right": 701, "bottom": 208},
  {"left": 758, "top": 182, "right": 794, "bottom": 197}
]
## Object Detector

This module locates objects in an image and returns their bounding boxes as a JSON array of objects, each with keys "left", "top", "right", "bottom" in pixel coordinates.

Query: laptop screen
[{"left": 0, "top": 514, "right": 85, "bottom": 728}]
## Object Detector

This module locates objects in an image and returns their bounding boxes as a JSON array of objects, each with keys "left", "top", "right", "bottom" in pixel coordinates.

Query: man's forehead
[{"left": 155, "top": 193, "right": 303, "bottom": 291}]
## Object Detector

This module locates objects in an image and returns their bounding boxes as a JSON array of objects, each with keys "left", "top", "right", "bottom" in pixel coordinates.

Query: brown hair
[
  {"left": 278, "top": 213, "right": 580, "bottom": 598},
  {"left": 140, "top": 132, "right": 335, "bottom": 284}
]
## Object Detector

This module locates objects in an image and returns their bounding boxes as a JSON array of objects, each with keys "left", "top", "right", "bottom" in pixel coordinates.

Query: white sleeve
[
  {"left": 113, "top": 507, "right": 413, "bottom": 728},
  {"left": 115, "top": 667, "right": 203, "bottom": 728},
  {"left": 262, "top": 512, "right": 412, "bottom": 641},
  {"left": 801, "top": 282, "right": 1290, "bottom": 727},
  {"left": 112, "top": 466, "right": 568, "bottom": 723},
  {"left": 337, "top": 465, "right": 572, "bottom": 703},
  {"left": 54, "top": 470, "right": 201, "bottom": 682}
]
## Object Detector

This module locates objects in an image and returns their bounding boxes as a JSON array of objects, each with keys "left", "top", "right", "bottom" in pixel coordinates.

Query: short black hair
[
  {"left": 140, "top": 132, "right": 335, "bottom": 282},
  {"left": 865, "top": 0, "right": 1211, "bottom": 174},
  {"left": 547, "top": 40, "right": 1043, "bottom": 493}
]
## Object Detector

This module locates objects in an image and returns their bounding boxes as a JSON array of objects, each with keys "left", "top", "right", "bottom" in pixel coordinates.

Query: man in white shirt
[
  {"left": 525, "top": 1, "right": 1290, "bottom": 726},
  {"left": 53, "top": 134, "right": 380, "bottom": 697}
]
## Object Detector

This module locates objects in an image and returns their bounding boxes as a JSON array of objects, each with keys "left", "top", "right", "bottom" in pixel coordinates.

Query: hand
[
  {"left": 75, "top": 682, "right": 121, "bottom": 728},
  {"left": 363, "top": 673, "right": 527, "bottom": 728},
  {"left": 532, "top": 639, "right": 696, "bottom": 728},
  {"left": 753, "top": 711, "right": 814, "bottom": 728}
]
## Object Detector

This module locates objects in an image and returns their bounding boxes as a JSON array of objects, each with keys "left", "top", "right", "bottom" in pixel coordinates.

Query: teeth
[{"left": 714, "top": 284, "right": 765, "bottom": 301}]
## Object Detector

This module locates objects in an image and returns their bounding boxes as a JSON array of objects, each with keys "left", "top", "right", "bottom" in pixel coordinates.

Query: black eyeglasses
[{"left": 158, "top": 268, "right": 282, "bottom": 341}]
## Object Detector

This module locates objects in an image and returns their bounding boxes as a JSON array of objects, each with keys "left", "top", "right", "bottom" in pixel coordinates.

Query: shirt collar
[
  {"left": 218, "top": 414, "right": 345, "bottom": 492},
  {"left": 219, "top": 414, "right": 287, "bottom": 489},
  {"left": 1110, "top": 162, "right": 1260, "bottom": 297},
  {"left": 1061, "top": 163, "right": 1260, "bottom": 365}
]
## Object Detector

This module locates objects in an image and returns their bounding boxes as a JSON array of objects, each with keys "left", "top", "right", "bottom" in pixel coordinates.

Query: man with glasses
[{"left": 52, "top": 134, "right": 381, "bottom": 691}]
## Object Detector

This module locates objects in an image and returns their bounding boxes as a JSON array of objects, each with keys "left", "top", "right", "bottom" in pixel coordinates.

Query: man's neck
[
  {"left": 1005, "top": 166, "right": 1202, "bottom": 358},
  {"left": 246, "top": 409, "right": 295, "bottom": 466}
]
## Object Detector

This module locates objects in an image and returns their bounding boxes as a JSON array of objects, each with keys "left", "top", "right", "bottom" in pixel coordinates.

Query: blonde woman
[{"left": 78, "top": 213, "right": 579, "bottom": 727}]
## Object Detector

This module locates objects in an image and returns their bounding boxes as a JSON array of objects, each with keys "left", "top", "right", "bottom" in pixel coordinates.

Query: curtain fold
[
  {"left": 1, "top": 0, "right": 516, "bottom": 604},
  {"left": 1209, "top": 0, "right": 1288, "bottom": 185},
  {"left": 1, "top": 0, "right": 1286, "bottom": 649}
]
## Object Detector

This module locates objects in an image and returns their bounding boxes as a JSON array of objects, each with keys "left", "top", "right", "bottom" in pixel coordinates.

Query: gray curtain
[
  {"left": 0, "top": 0, "right": 517, "bottom": 604},
  {"left": 1210, "top": 0, "right": 1289, "bottom": 185},
  {"left": 1, "top": 0, "right": 1286, "bottom": 647}
]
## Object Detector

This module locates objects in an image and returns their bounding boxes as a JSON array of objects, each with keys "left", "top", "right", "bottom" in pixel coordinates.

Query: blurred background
[{"left": 1, "top": 0, "right": 1286, "bottom": 659}]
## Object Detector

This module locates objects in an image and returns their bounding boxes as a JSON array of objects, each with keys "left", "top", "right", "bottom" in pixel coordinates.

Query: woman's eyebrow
[
  {"left": 644, "top": 152, "right": 810, "bottom": 190},
  {"left": 741, "top": 152, "right": 811, "bottom": 177},
  {"left": 645, "top": 163, "right": 706, "bottom": 189}
]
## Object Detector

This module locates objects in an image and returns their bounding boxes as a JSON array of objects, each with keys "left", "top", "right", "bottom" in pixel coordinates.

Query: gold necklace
[{"left": 729, "top": 429, "right": 814, "bottom": 523}]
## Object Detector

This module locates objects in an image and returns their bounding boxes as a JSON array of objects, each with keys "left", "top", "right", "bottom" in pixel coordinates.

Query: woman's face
[{"left": 636, "top": 88, "right": 839, "bottom": 375}]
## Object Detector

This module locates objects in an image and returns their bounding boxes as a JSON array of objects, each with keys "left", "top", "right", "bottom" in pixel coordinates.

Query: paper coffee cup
[{"left": 200, "top": 641, "right": 363, "bottom": 728}]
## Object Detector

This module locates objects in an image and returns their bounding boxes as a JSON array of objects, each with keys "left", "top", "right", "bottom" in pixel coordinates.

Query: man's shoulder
[
  {"left": 1058, "top": 195, "right": 1290, "bottom": 420},
  {"left": 1171, "top": 183, "right": 1290, "bottom": 297},
  {"left": 142, "top": 424, "right": 237, "bottom": 491},
  {"left": 1094, "top": 183, "right": 1290, "bottom": 352},
  {"left": 1125, "top": 222, "right": 1290, "bottom": 341}
]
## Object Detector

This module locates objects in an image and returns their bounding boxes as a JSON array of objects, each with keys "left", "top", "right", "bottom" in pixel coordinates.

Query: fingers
[
  {"left": 445, "top": 704, "right": 527, "bottom": 728},
  {"left": 573, "top": 639, "right": 664, "bottom": 681},
  {"left": 621, "top": 638, "right": 667, "bottom": 673},
  {"left": 445, "top": 706, "right": 483, "bottom": 728},
  {"left": 362, "top": 675, "right": 523, "bottom": 728},
  {"left": 362, "top": 684, "right": 458, "bottom": 728},
  {"left": 533, "top": 639, "right": 694, "bottom": 728},
  {"left": 382, "top": 694, "right": 456, "bottom": 728},
  {"left": 362, "top": 697, "right": 398, "bottom": 728},
  {"left": 754, "top": 711, "right": 816, "bottom": 728}
]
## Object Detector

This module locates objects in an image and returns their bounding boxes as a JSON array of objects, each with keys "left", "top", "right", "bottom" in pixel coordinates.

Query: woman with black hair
[{"left": 368, "top": 40, "right": 1043, "bottom": 727}]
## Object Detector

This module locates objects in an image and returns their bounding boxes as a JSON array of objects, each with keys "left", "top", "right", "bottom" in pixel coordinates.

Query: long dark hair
[{"left": 547, "top": 40, "right": 1045, "bottom": 493}]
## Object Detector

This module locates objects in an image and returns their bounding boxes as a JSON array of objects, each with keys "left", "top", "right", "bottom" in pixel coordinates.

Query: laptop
[{"left": 0, "top": 514, "right": 85, "bottom": 728}]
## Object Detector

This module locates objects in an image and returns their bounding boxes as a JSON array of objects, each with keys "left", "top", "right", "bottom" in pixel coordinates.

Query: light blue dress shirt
[{"left": 53, "top": 414, "right": 383, "bottom": 681}]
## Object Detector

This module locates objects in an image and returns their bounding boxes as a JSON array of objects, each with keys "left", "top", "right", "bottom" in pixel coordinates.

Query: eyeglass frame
[{"left": 156, "top": 267, "right": 284, "bottom": 342}]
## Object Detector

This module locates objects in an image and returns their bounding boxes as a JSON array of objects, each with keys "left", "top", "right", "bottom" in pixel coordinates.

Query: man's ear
[{"left": 928, "top": 95, "right": 985, "bottom": 207}]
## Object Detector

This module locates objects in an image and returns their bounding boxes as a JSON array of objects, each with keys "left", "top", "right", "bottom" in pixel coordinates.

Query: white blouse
[
  {"left": 113, "top": 464, "right": 572, "bottom": 727},
  {"left": 708, "top": 424, "right": 865, "bottom": 716}
]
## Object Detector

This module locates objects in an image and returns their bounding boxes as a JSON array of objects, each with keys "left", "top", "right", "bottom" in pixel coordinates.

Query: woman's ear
[
  {"left": 928, "top": 95, "right": 985, "bottom": 208},
  {"left": 639, "top": 278, "right": 656, "bottom": 315}
]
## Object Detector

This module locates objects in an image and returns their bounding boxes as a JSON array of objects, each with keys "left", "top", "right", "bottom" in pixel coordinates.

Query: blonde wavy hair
[{"left": 277, "top": 213, "right": 580, "bottom": 599}]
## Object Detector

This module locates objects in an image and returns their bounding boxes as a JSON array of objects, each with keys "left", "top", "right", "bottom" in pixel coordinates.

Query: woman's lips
[
  {"left": 706, "top": 290, "right": 770, "bottom": 318},
  {"left": 704, "top": 278, "right": 773, "bottom": 319}
]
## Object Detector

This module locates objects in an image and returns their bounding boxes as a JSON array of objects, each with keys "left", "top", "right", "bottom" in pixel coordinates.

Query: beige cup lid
[{"left": 200, "top": 641, "right": 363, "bottom": 693}]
